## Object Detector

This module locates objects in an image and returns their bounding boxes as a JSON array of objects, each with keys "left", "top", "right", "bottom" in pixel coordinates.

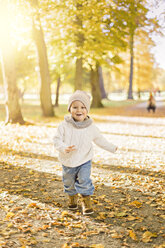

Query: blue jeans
[{"left": 62, "top": 160, "right": 94, "bottom": 196}]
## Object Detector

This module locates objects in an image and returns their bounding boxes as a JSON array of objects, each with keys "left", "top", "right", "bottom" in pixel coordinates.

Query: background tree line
[{"left": 0, "top": 0, "right": 163, "bottom": 124}]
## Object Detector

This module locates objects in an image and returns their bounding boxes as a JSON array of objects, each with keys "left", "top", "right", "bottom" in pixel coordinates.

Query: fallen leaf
[
  {"left": 156, "top": 243, "right": 165, "bottom": 248},
  {"left": 7, "top": 223, "right": 13, "bottom": 228},
  {"left": 28, "top": 202, "right": 39, "bottom": 208},
  {"left": 62, "top": 243, "right": 70, "bottom": 248},
  {"left": 111, "top": 232, "right": 123, "bottom": 239},
  {"left": 70, "top": 242, "right": 80, "bottom": 247},
  {"left": 29, "top": 170, "right": 34, "bottom": 174},
  {"left": 127, "top": 215, "right": 137, "bottom": 221},
  {"left": 129, "top": 230, "right": 138, "bottom": 241},
  {"left": 5, "top": 212, "right": 15, "bottom": 220},
  {"left": 129, "top": 200, "right": 142, "bottom": 208},
  {"left": 97, "top": 212, "right": 106, "bottom": 220},
  {"left": 90, "top": 245, "right": 104, "bottom": 248},
  {"left": 116, "top": 211, "right": 128, "bottom": 217},
  {"left": 142, "top": 231, "right": 157, "bottom": 243},
  {"left": 108, "top": 211, "right": 116, "bottom": 218},
  {"left": 42, "top": 225, "right": 50, "bottom": 230}
]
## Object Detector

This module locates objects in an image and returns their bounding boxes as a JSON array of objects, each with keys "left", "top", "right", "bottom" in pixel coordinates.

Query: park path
[
  {"left": 112, "top": 97, "right": 165, "bottom": 118},
  {"left": 0, "top": 114, "right": 165, "bottom": 248},
  {"left": 134, "top": 101, "right": 164, "bottom": 109},
  {"left": 133, "top": 97, "right": 165, "bottom": 109}
]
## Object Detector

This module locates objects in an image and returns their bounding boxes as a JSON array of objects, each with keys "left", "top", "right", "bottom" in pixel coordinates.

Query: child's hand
[{"left": 65, "top": 145, "right": 76, "bottom": 153}]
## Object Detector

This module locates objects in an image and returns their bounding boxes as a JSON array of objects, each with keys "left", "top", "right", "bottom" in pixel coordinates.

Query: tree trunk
[
  {"left": 74, "top": 3, "right": 84, "bottom": 91},
  {"left": 32, "top": 0, "right": 54, "bottom": 117},
  {"left": 98, "top": 66, "right": 107, "bottom": 99},
  {"left": 0, "top": 1, "right": 24, "bottom": 124},
  {"left": 75, "top": 58, "right": 83, "bottom": 90},
  {"left": 90, "top": 65, "right": 103, "bottom": 108},
  {"left": 55, "top": 76, "right": 61, "bottom": 107},
  {"left": 128, "top": 34, "right": 134, "bottom": 99}
]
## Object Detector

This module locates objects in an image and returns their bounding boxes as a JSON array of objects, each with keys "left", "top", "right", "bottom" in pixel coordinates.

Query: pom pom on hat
[{"left": 68, "top": 90, "right": 91, "bottom": 112}]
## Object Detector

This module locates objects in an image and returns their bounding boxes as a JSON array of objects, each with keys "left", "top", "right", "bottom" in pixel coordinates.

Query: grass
[
  {"left": 0, "top": 99, "right": 139, "bottom": 123},
  {"left": 101, "top": 98, "right": 141, "bottom": 107}
]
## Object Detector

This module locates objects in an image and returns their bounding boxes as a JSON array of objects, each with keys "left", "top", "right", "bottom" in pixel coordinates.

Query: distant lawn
[
  {"left": 101, "top": 99, "right": 141, "bottom": 107},
  {"left": 90, "top": 99, "right": 141, "bottom": 116},
  {"left": 0, "top": 99, "right": 140, "bottom": 123}
]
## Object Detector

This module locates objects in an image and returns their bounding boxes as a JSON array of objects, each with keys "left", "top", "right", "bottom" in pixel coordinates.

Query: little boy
[{"left": 53, "top": 90, "right": 117, "bottom": 215}]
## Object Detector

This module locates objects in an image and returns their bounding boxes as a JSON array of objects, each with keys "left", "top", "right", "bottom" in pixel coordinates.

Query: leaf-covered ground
[{"left": 0, "top": 103, "right": 165, "bottom": 248}]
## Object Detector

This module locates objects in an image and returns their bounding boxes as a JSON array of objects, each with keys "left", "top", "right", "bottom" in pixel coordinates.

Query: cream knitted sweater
[{"left": 53, "top": 117, "right": 117, "bottom": 167}]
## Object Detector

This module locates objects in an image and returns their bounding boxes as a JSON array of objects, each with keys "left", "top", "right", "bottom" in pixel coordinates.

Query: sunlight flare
[{"left": 0, "top": 0, "right": 31, "bottom": 50}]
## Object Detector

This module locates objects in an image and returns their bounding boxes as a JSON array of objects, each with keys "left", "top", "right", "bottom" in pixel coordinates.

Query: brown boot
[
  {"left": 81, "top": 195, "right": 94, "bottom": 215},
  {"left": 68, "top": 194, "right": 78, "bottom": 210}
]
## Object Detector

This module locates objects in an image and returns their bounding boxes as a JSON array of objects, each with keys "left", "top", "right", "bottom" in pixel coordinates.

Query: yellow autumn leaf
[
  {"left": 28, "top": 202, "right": 39, "bottom": 208},
  {"left": 142, "top": 231, "right": 157, "bottom": 243},
  {"left": 42, "top": 239, "right": 51, "bottom": 243},
  {"left": 111, "top": 232, "right": 123, "bottom": 239},
  {"left": 127, "top": 215, "right": 137, "bottom": 221},
  {"left": 116, "top": 211, "right": 128, "bottom": 217},
  {"left": 5, "top": 212, "right": 15, "bottom": 220},
  {"left": 71, "top": 223, "right": 82, "bottom": 228},
  {"left": 108, "top": 211, "right": 115, "bottom": 218},
  {"left": 90, "top": 245, "right": 104, "bottom": 248},
  {"left": 61, "top": 210, "right": 69, "bottom": 217},
  {"left": 98, "top": 212, "right": 106, "bottom": 219},
  {"left": 129, "top": 230, "right": 138, "bottom": 241},
  {"left": 42, "top": 225, "right": 50, "bottom": 230},
  {"left": 7, "top": 223, "right": 13, "bottom": 228},
  {"left": 98, "top": 195, "right": 106, "bottom": 200},
  {"left": 70, "top": 243, "right": 80, "bottom": 247},
  {"left": 62, "top": 243, "right": 70, "bottom": 248},
  {"left": 156, "top": 243, "right": 165, "bottom": 248},
  {"left": 129, "top": 200, "right": 142, "bottom": 208}
]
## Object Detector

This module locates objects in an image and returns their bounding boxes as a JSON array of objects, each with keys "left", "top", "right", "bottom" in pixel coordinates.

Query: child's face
[{"left": 70, "top": 100, "right": 87, "bottom": 122}]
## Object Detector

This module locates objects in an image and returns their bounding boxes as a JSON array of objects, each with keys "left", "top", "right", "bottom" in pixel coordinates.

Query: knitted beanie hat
[{"left": 68, "top": 90, "right": 91, "bottom": 112}]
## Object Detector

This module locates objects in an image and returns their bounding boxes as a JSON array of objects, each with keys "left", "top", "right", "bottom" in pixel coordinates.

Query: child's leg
[
  {"left": 62, "top": 165, "right": 78, "bottom": 195},
  {"left": 62, "top": 161, "right": 94, "bottom": 214},
  {"left": 62, "top": 165, "right": 79, "bottom": 209},
  {"left": 75, "top": 160, "right": 94, "bottom": 215},
  {"left": 75, "top": 160, "right": 94, "bottom": 196}
]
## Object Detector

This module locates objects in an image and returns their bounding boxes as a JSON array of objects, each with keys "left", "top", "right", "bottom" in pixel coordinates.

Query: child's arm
[
  {"left": 93, "top": 126, "right": 117, "bottom": 153},
  {"left": 53, "top": 124, "right": 68, "bottom": 153},
  {"left": 53, "top": 123, "right": 76, "bottom": 154}
]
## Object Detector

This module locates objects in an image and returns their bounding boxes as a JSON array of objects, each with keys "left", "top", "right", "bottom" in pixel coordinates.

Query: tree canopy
[{"left": 0, "top": 0, "right": 164, "bottom": 122}]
